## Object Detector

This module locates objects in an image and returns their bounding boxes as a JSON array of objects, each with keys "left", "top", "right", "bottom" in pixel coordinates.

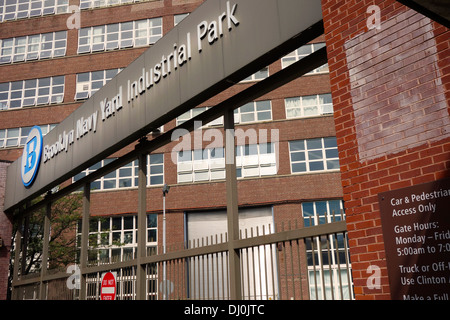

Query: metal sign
[
  {"left": 378, "top": 178, "right": 450, "bottom": 300},
  {"left": 4, "top": 0, "right": 323, "bottom": 211},
  {"left": 101, "top": 271, "right": 117, "bottom": 300}
]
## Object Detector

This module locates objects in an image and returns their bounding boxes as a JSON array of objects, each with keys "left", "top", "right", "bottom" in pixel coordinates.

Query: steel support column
[
  {"left": 11, "top": 211, "right": 23, "bottom": 300},
  {"left": 224, "top": 109, "right": 242, "bottom": 300},
  {"left": 39, "top": 198, "right": 51, "bottom": 299},
  {"left": 79, "top": 183, "right": 90, "bottom": 300},
  {"left": 136, "top": 151, "right": 147, "bottom": 300}
]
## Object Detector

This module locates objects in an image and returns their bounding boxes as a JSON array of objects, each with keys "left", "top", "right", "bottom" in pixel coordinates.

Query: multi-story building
[
  {"left": 0, "top": 0, "right": 346, "bottom": 300},
  {"left": 1, "top": 0, "right": 447, "bottom": 302}
]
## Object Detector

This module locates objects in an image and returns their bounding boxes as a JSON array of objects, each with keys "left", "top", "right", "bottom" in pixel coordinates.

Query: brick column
[
  {"left": 321, "top": 0, "right": 450, "bottom": 299},
  {"left": 0, "top": 161, "right": 12, "bottom": 300}
]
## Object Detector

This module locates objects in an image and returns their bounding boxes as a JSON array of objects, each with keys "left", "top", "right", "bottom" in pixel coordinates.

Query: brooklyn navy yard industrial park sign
[{"left": 4, "top": 0, "right": 323, "bottom": 211}]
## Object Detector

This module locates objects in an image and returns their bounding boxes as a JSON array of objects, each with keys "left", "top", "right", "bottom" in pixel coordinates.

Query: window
[
  {"left": 234, "top": 100, "right": 272, "bottom": 124},
  {"left": 73, "top": 154, "right": 164, "bottom": 190},
  {"left": 79, "top": 0, "right": 147, "bottom": 10},
  {"left": 176, "top": 106, "right": 223, "bottom": 127},
  {"left": 289, "top": 137, "right": 340, "bottom": 173},
  {"left": 78, "top": 18, "right": 163, "bottom": 54},
  {"left": 301, "top": 200, "right": 352, "bottom": 300},
  {"left": 0, "top": 124, "right": 56, "bottom": 149},
  {"left": 302, "top": 200, "right": 345, "bottom": 227},
  {"left": 0, "top": 76, "right": 64, "bottom": 110},
  {"left": 176, "top": 101, "right": 273, "bottom": 127},
  {"left": 285, "top": 94, "right": 333, "bottom": 119},
  {"left": 0, "top": 0, "right": 68, "bottom": 22},
  {"left": 78, "top": 213, "right": 157, "bottom": 264},
  {"left": 0, "top": 31, "right": 67, "bottom": 64},
  {"left": 75, "top": 69, "right": 121, "bottom": 100},
  {"left": 282, "top": 42, "right": 329, "bottom": 74},
  {"left": 241, "top": 67, "right": 269, "bottom": 82},
  {"left": 174, "top": 13, "right": 189, "bottom": 26},
  {"left": 177, "top": 143, "right": 277, "bottom": 183},
  {"left": 236, "top": 143, "right": 277, "bottom": 178},
  {"left": 177, "top": 147, "right": 226, "bottom": 183}
]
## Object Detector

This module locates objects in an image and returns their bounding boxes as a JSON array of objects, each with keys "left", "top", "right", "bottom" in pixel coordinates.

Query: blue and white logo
[{"left": 21, "top": 126, "right": 43, "bottom": 187}]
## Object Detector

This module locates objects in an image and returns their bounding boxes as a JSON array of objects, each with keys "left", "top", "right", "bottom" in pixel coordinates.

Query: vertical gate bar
[
  {"left": 39, "top": 198, "right": 51, "bottom": 300},
  {"left": 79, "top": 183, "right": 90, "bottom": 300},
  {"left": 325, "top": 234, "right": 334, "bottom": 300},
  {"left": 343, "top": 231, "right": 352, "bottom": 299},
  {"left": 256, "top": 227, "right": 262, "bottom": 300},
  {"left": 20, "top": 206, "right": 30, "bottom": 275},
  {"left": 224, "top": 108, "right": 242, "bottom": 300},
  {"left": 296, "top": 239, "right": 303, "bottom": 300},
  {"left": 310, "top": 236, "right": 318, "bottom": 300},
  {"left": 333, "top": 232, "right": 343, "bottom": 300},
  {"left": 136, "top": 152, "right": 147, "bottom": 300},
  {"left": 269, "top": 242, "right": 275, "bottom": 300},
  {"left": 12, "top": 211, "right": 23, "bottom": 300}
]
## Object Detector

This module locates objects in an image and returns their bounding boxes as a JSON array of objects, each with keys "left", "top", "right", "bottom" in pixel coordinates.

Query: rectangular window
[
  {"left": 177, "top": 143, "right": 277, "bottom": 183},
  {"left": 285, "top": 94, "right": 333, "bottom": 119},
  {"left": 174, "top": 13, "right": 189, "bottom": 26},
  {"left": 0, "top": 76, "right": 64, "bottom": 110},
  {"left": 281, "top": 42, "right": 329, "bottom": 74},
  {"left": 176, "top": 101, "right": 273, "bottom": 127},
  {"left": 0, "top": 31, "right": 67, "bottom": 64},
  {"left": 241, "top": 67, "right": 269, "bottom": 82},
  {"left": 0, "top": 0, "right": 68, "bottom": 22},
  {"left": 301, "top": 200, "right": 352, "bottom": 300},
  {"left": 75, "top": 69, "right": 121, "bottom": 100},
  {"left": 73, "top": 154, "right": 164, "bottom": 190},
  {"left": 289, "top": 137, "right": 340, "bottom": 174},
  {"left": 77, "top": 18, "right": 163, "bottom": 54},
  {"left": 0, "top": 124, "right": 56, "bottom": 149},
  {"left": 234, "top": 100, "right": 272, "bottom": 124},
  {"left": 78, "top": 213, "right": 157, "bottom": 265},
  {"left": 177, "top": 148, "right": 225, "bottom": 183},
  {"left": 79, "top": 0, "right": 146, "bottom": 10}
]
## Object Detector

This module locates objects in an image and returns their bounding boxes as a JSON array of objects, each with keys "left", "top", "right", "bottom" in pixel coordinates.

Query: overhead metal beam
[
  {"left": 13, "top": 44, "right": 328, "bottom": 219},
  {"left": 396, "top": 0, "right": 450, "bottom": 28}
]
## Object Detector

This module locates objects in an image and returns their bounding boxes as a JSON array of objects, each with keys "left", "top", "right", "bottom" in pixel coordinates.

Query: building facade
[{"left": 0, "top": 0, "right": 448, "bottom": 300}]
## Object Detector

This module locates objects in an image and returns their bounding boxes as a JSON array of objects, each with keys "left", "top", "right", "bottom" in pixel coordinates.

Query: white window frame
[
  {"left": 79, "top": 213, "right": 157, "bottom": 263},
  {"left": 301, "top": 200, "right": 353, "bottom": 300},
  {"left": 0, "top": 124, "right": 56, "bottom": 149},
  {"left": 0, "top": 31, "right": 67, "bottom": 64},
  {"left": 75, "top": 69, "right": 121, "bottom": 100},
  {"left": 174, "top": 13, "right": 189, "bottom": 26},
  {"left": 240, "top": 67, "right": 269, "bottom": 82},
  {"left": 285, "top": 93, "right": 333, "bottom": 119},
  {"left": 77, "top": 18, "right": 163, "bottom": 54},
  {"left": 234, "top": 100, "right": 272, "bottom": 124},
  {"left": 73, "top": 154, "right": 164, "bottom": 190},
  {"left": 282, "top": 43, "right": 329, "bottom": 74},
  {"left": 0, "top": 76, "right": 65, "bottom": 110},
  {"left": 177, "top": 143, "right": 277, "bottom": 183},
  {"left": 79, "top": 0, "right": 147, "bottom": 10},
  {"left": 0, "top": 0, "right": 69, "bottom": 22},
  {"left": 289, "top": 137, "right": 340, "bottom": 174}
]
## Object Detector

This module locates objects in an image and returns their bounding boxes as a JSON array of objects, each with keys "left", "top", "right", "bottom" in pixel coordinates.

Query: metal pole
[
  {"left": 162, "top": 184, "right": 169, "bottom": 300},
  {"left": 79, "top": 183, "right": 90, "bottom": 300},
  {"left": 39, "top": 198, "right": 51, "bottom": 300},
  {"left": 224, "top": 109, "right": 242, "bottom": 300},
  {"left": 136, "top": 152, "right": 147, "bottom": 300},
  {"left": 12, "top": 210, "right": 23, "bottom": 300}
]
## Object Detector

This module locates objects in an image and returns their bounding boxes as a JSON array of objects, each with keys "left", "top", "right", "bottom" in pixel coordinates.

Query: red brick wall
[
  {"left": 0, "top": 161, "right": 12, "bottom": 300},
  {"left": 322, "top": 0, "right": 450, "bottom": 299}
]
